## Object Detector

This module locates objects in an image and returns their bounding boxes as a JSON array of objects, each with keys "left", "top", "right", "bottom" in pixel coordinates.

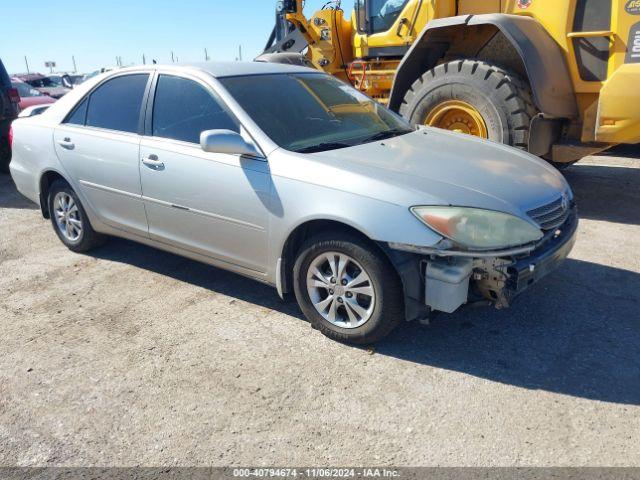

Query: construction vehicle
[{"left": 260, "top": 0, "right": 640, "bottom": 166}]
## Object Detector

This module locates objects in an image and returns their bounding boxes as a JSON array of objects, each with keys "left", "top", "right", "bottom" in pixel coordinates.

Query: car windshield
[
  {"left": 12, "top": 81, "right": 43, "bottom": 97},
  {"left": 219, "top": 73, "right": 414, "bottom": 153}
]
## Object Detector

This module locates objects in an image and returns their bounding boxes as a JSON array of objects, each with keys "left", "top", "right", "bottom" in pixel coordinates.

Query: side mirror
[{"left": 200, "top": 130, "right": 262, "bottom": 157}]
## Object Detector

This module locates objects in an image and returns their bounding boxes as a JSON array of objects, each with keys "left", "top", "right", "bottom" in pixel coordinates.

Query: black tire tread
[
  {"left": 400, "top": 59, "right": 538, "bottom": 150},
  {"left": 292, "top": 231, "right": 404, "bottom": 345}
]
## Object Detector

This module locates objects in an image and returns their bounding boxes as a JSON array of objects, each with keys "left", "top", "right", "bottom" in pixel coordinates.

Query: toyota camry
[{"left": 9, "top": 62, "right": 577, "bottom": 344}]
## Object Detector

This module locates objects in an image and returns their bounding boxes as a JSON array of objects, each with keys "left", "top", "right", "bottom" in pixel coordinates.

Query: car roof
[{"left": 116, "top": 61, "right": 317, "bottom": 78}]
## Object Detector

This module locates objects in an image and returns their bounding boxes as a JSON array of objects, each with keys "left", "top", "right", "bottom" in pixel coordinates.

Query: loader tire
[{"left": 400, "top": 59, "right": 538, "bottom": 151}]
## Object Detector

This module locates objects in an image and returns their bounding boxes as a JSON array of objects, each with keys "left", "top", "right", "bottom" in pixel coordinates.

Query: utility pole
[
  {"left": 24, "top": 56, "right": 30, "bottom": 74},
  {"left": 72, "top": 55, "right": 77, "bottom": 73},
  {"left": 204, "top": 48, "right": 210, "bottom": 61},
  {"left": 171, "top": 51, "right": 175, "bottom": 63},
  {"left": 142, "top": 54, "right": 146, "bottom": 65},
  {"left": 238, "top": 45, "right": 243, "bottom": 61}
]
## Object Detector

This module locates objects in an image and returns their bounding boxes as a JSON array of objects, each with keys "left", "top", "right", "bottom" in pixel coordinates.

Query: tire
[
  {"left": 293, "top": 231, "right": 404, "bottom": 345},
  {"left": 400, "top": 59, "right": 538, "bottom": 151},
  {"left": 0, "top": 135, "right": 10, "bottom": 174},
  {"left": 48, "top": 179, "right": 106, "bottom": 252}
]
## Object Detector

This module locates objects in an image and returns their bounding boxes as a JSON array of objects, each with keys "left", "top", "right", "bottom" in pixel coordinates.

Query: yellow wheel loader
[{"left": 259, "top": 0, "right": 640, "bottom": 167}]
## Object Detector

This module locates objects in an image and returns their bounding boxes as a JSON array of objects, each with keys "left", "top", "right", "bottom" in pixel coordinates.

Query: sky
[{"left": 1, "top": 0, "right": 355, "bottom": 75}]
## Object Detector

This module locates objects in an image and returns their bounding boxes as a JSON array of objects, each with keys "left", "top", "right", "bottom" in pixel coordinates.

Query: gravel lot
[{"left": 0, "top": 151, "right": 639, "bottom": 467}]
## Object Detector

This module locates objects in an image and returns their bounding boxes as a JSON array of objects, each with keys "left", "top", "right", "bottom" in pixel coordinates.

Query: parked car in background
[
  {"left": 18, "top": 104, "right": 53, "bottom": 118},
  {"left": 46, "top": 73, "right": 74, "bottom": 89},
  {"left": 0, "top": 58, "right": 20, "bottom": 173},
  {"left": 68, "top": 74, "right": 85, "bottom": 87},
  {"left": 82, "top": 67, "right": 118, "bottom": 82},
  {"left": 11, "top": 78, "right": 56, "bottom": 111},
  {"left": 14, "top": 73, "right": 70, "bottom": 99},
  {"left": 9, "top": 63, "right": 578, "bottom": 344}
]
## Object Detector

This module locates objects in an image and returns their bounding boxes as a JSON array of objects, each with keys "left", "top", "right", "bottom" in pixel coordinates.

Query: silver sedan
[{"left": 9, "top": 62, "right": 577, "bottom": 344}]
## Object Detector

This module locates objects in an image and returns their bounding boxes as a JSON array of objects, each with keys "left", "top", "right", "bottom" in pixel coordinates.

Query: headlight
[{"left": 411, "top": 206, "right": 543, "bottom": 250}]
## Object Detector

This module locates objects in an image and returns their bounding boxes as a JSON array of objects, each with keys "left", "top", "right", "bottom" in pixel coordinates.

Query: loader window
[
  {"left": 572, "top": 0, "right": 612, "bottom": 81},
  {"left": 374, "top": 0, "right": 410, "bottom": 33},
  {"left": 219, "top": 73, "right": 413, "bottom": 153}
]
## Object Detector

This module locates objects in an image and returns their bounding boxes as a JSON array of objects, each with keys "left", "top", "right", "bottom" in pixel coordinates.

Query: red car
[
  {"left": 11, "top": 78, "right": 56, "bottom": 110},
  {"left": 13, "top": 73, "right": 70, "bottom": 99}
]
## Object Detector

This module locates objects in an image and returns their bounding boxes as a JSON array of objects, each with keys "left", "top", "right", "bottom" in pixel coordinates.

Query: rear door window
[
  {"left": 151, "top": 74, "right": 239, "bottom": 144},
  {"left": 85, "top": 74, "right": 149, "bottom": 133}
]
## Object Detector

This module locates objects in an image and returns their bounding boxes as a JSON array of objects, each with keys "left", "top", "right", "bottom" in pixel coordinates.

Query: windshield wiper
[
  {"left": 361, "top": 128, "right": 414, "bottom": 143},
  {"left": 294, "top": 142, "right": 352, "bottom": 154}
]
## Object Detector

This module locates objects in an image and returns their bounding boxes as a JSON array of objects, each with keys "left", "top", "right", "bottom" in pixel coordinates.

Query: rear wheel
[
  {"left": 293, "top": 232, "right": 404, "bottom": 345},
  {"left": 400, "top": 59, "right": 537, "bottom": 151},
  {"left": 48, "top": 179, "right": 106, "bottom": 252}
]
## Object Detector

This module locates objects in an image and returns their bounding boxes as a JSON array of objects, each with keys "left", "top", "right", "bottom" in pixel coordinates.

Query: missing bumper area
[{"left": 422, "top": 210, "right": 579, "bottom": 314}]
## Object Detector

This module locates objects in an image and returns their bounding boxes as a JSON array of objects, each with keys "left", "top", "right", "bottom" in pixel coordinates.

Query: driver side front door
[{"left": 139, "top": 73, "right": 271, "bottom": 275}]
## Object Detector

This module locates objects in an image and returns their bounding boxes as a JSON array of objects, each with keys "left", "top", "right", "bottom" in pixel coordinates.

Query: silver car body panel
[{"left": 9, "top": 62, "right": 573, "bottom": 294}]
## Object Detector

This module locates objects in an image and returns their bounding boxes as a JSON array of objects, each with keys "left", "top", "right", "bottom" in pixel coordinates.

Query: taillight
[
  {"left": 8, "top": 126, "right": 13, "bottom": 148},
  {"left": 7, "top": 88, "right": 20, "bottom": 104}
]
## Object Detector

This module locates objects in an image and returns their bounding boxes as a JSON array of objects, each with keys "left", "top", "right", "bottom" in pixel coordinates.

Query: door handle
[
  {"left": 141, "top": 154, "right": 165, "bottom": 170},
  {"left": 58, "top": 137, "right": 75, "bottom": 150}
]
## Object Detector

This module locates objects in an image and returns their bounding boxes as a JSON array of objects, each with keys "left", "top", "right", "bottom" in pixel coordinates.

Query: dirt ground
[{"left": 0, "top": 151, "right": 639, "bottom": 467}]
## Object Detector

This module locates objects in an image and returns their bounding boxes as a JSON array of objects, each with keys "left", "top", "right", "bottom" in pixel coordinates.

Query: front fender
[{"left": 389, "top": 14, "right": 578, "bottom": 119}]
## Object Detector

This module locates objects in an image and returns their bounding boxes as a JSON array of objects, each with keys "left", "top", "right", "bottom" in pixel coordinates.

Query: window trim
[{"left": 61, "top": 71, "right": 154, "bottom": 136}]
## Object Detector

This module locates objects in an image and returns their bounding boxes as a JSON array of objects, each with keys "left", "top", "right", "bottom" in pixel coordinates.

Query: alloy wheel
[
  {"left": 306, "top": 251, "right": 376, "bottom": 329},
  {"left": 53, "top": 192, "right": 83, "bottom": 242}
]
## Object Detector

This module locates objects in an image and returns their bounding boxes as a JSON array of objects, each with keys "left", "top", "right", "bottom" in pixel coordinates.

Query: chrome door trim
[
  {"left": 140, "top": 194, "right": 266, "bottom": 231},
  {"left": 79, "top": 180, "right": 142, "bottom": 200}
]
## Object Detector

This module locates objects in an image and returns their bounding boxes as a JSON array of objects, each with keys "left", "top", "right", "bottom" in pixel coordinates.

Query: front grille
[{"left": 527, "top": 196, "right": 570, "bottom": 231}]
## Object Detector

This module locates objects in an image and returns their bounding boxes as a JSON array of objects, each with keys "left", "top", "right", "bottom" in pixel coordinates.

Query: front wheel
[{"left": 293, "top": 232, "right": 404, "bottom": 345}]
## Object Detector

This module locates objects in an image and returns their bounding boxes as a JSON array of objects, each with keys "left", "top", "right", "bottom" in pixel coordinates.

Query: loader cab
[
  {"left": 356, "top": 0, "right": 410, "bottom": 35},
  {"left": 352, "top": 0, "right": 454, "bottom": 59}
]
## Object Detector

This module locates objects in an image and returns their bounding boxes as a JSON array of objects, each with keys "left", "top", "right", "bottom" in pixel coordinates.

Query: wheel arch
[
  {"left": 278, "top": 218, "right": 381, "bottom": 297},
  {"left": 39, "top": 169, "right": 69, "bottom": 219},
  {"left": 277, "top": 217, "right": 428, "bottom": 323},
  {"left": 389, "top": 14, "right": 578, "bottom": 119}
]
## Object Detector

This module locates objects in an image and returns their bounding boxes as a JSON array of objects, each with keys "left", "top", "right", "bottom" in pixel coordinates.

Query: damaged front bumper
[
  {"left": 473, "top": 207, "right": 578, "bottom": 309},
  {"left": 388, "top": 207, "right": 578, "bottom": 317}
]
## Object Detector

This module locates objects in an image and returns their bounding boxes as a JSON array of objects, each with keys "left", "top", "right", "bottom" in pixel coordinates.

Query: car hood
[{"left": 279, "top": 128, "right": 571, "bottom": 219}]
